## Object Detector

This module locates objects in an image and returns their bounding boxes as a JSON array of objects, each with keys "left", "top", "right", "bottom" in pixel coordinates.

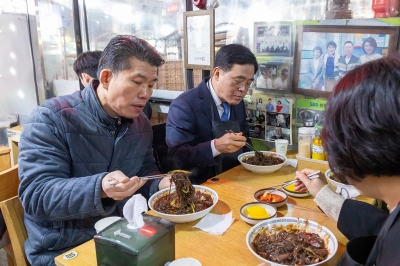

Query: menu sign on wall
[{"left": 184, "top": 9, "right": 215, "bottom": 70}]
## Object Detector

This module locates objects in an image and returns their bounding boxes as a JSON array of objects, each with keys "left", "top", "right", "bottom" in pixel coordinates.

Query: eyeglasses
[{"left": 222, "top": 70, "right": 253, "bottom": 90}]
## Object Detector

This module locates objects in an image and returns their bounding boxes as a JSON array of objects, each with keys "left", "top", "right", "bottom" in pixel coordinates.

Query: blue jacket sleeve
[{"left": 18, "top": 107, "right": 116, "bottom": 221}]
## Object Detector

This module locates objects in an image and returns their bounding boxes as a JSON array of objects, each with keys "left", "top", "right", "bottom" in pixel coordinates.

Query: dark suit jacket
[
  {"left": 166, "top": 78, "right": 251, "bottom": 184},
  {"left": 338, "top": 199, "right": 400, "bottom": 265}
]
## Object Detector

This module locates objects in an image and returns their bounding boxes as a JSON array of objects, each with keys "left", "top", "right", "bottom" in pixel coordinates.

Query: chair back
[
  {"left": 0, "top": 196, "right": 29, "bottom": 266},
  {"left": 0, "top": 164, "right": 19, "bottom": 202},
  {"left": 152, "top": 123, "right": 174, "bottom": 173}
]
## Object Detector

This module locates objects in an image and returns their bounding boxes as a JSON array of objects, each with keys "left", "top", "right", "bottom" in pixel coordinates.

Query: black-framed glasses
[{"left": 222, "top": 70, "right": 254, "bottom": 90}]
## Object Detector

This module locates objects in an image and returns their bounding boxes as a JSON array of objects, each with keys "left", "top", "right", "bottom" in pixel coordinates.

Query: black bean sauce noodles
[
  {"left": 242, "top": 152, "right": 284, "bottom": 166},
  {"left": 252, "top": 229, "right": 328, "bottom": 265},
  {"left": 153, "top": 171, "right": 213, "bottom": 215}
]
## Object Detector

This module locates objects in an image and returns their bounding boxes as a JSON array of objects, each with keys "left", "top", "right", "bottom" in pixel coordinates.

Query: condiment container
[
  {"left": 312, "top": 136, "right": 325, "bottom": 160},
  {"left": 298, "top": 127, "right": 311, "bottom": 158}
]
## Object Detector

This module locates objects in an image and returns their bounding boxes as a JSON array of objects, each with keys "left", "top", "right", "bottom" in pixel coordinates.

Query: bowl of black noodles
[
  {"left": 148, "top": 171, "right": 218, "bottom": 223},
  {"left": 238, "top": 151, "right": 287, "bottom": 174}
]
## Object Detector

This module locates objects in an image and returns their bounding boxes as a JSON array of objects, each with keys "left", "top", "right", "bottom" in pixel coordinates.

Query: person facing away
[
  {"left": 166, "top": 43, "right": 257, "bottom": 184},
  {"left": 337, "top": 41, "right": 361, "bottom": 80},
  {"left": 73, "top": 50, "right": 152, "bottom": 120},
  {"left": 306, "top": 46, "right": 324, "bottom": 90},
  {"left": 294, "top": 55, "right": 400, "bottom": 265},
  {"left": 273, "top": 68, "right": 289, "bottom": 90},
  {"left": 323, "top": 41, "right": 340, "bottom": 92},
  {"left": 359, "top": 37, "right": 382, "bottom": 64},
  {"left": 18, "top": 35, "right": 171, "bottom": 266}
]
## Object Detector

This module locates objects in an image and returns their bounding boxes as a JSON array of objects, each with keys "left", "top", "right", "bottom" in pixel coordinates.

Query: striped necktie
[{"left": 221, "top": 102, "right": 229, "bottom": 121}]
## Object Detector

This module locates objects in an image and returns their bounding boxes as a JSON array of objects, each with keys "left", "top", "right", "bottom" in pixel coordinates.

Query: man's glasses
[{"left": 223, "top": 70, "right": 253, "bottom": 90}]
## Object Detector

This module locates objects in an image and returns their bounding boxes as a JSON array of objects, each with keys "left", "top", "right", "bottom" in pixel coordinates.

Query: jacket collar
[{"left": 81, "top": 79, "right": 133, "bottom": 128}]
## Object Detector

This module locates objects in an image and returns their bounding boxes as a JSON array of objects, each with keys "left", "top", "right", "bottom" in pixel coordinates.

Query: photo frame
[
  {"left": 255, "top": 62, "right": 292, "bottom": 91},
  {"left": 254, "top": 22, "right": 293, "bottom": 57},
  {"left": 183, "top": 9, "right": 215, "bottom": 70},
  {"left": 293, "top": 25, "right": 399, "bottom": 97}
]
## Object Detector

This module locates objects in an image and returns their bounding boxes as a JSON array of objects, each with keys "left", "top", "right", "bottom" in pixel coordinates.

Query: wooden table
[{"left": 55, "top": 153, "right": 373, "bottom": 266}]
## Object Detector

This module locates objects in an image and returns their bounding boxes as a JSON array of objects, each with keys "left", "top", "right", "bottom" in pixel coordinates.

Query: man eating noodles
[{"left": 18, "top": 35, "right": 170, "bottom": 265}]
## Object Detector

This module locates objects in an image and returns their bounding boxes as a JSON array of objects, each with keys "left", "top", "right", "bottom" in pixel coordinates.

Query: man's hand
[
  {"left": 101, "top": 171, "right": 146, "bottom": 200},
  {"left": 214, "top": 132, "right": 246, "bottom": 154}
]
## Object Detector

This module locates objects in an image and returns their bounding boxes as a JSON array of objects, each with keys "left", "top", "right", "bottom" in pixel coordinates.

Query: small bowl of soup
[{"left": 254, "top": 188, "right": 288, "bottom": 208}]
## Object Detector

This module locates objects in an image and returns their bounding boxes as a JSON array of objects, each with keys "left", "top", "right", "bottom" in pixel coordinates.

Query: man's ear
[
  {"left": 80, "top": 73, "right": 93, "bottom": 87},
  {"left": 213, "top": 67, "right": 221, "bottom": 81},
  {"left": 99, "top": 69, "right": 112, "bottom": 90}
]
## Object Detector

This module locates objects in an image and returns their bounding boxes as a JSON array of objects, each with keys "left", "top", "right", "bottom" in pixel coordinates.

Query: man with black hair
[
  {"left": 73, "top": 50, "right": 152, "bottom": 119},
  {"left": 323, "top": 41, "right": 340, "bottom": 92},
  {"left": 73, "top": 50, "right": 102, "bottom": 89},
  {"left": 337, "top": 41, "right": 361, "bottom": 80},
  {"left": 18, "top": 35, "right": 170, "bottom": 265},
  {"left": 166, "top": 44, "right": 256, "bottom": 184}
]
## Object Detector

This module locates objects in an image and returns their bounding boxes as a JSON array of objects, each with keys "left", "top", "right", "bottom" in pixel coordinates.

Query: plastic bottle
[
  {"left": 312, "top": 135, "right": 325, "bottom": 160},
  {"left": 298, "top": 127, "right": 311, "bottom": 158}
]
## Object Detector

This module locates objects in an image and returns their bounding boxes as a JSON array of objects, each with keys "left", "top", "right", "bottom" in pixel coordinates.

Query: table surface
[{"left": 55, "top": 152, "right": 373, "bottom": 266}]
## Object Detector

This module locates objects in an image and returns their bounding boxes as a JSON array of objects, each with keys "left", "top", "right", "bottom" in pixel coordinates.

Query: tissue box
[{"left": 94, "top": 214, "right": 175, "bottom": 266}]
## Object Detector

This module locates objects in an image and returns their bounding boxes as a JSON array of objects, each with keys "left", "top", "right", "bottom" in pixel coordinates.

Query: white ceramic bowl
[
  {"left": 246, "top": 217, "right": 338, "bottom": 266},
  {"left": 238, "top": 151, "right": 287, "bottom": 174},
  {"left": 325, "top": 169, "right": 361, "bottom": 197},
  {"left": 253, "top": 188, "right": 288, "bottom": 208},
  {"left": 240, "top": 202, "right": 277, "bottom": 225},
  {"left": 282, "top": 181, "right": 310, "bottom": 198},
  {"left": 148, "top": 185, "right": 218, "bottom": 223}
]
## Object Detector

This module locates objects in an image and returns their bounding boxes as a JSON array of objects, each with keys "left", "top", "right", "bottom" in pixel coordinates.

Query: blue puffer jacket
[{"left": 18, "top": 80, "right": 160, "bottom": 266}]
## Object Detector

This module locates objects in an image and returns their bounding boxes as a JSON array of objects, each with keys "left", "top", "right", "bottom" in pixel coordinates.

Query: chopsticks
[
  {"left": 225, "top": 130, "right": 258, "bottom": 152},
  {"left": 108, "top": 174, "right": 168, "bottom": 186},
  {"left": 268, "top": 171, "right": 321, "bottom": 190}
]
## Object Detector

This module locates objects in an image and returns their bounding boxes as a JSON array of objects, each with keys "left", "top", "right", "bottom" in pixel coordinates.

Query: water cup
[
  {"left": 275, "top": 139, "right": 289, "bottom": 156},
  {"left": 94, "top": 216, "right": 121, "bottom": 233}
]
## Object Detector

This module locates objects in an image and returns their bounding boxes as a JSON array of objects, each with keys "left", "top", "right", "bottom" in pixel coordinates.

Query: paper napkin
[{"left": 193, "top": 212, "right": 235, "bottom": 235}]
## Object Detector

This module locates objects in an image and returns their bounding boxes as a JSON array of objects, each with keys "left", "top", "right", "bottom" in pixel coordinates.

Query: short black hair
[
  {"left": 362, "top": 37, "right": 378, "bottom": 54},
  {"left": 281, "top": 68, "right": 289, "bottom": 75},
  {"left": 73, "top": 50, "right": 102, "bottom": 79},
  {"left": 313, "top": 46, "right": 322, "bottom": 54},
  {"left": 322, "top": 55, "right": 400, "bottom": 183},
  {"left": 215, "top": 44, "right": 258, "bottom": 74},
  {"left": 327, "top": 41, "right": 337, "bottom": 49},
  {"left": 343, "top": 41, "right": 354, "bottom": 46},
  {"left": 97, "top": 35, "right": 164, "bottom": 78}
]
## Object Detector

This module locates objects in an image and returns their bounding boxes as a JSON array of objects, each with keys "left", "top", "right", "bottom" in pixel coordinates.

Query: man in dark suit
[{"left": 166, "top": 44, "right": 258, "bottom": 184}]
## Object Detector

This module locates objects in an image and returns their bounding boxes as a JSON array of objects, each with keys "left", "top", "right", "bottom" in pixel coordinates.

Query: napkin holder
[{"left": 94, "top": 214, "right": 175, "bottom": 266}]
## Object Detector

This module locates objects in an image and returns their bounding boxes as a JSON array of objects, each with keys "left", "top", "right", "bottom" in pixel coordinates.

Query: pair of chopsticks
[
  {"left": 225, "top": 130, "right": 258, "bottom": 152},
  {"left": 108, "top": 174, "right": 168, "bottom": 186},
  {"left": 268, "top": 170, "right": 321, "bottom": 191}
]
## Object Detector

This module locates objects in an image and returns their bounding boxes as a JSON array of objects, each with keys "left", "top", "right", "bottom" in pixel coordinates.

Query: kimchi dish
[{"left": 153, "top": 171, "right": 213, "bottom": 215}]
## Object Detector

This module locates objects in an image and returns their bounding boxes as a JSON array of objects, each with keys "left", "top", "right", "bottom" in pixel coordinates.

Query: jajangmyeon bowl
[
  {"left": 246, "top": 217, "right": 338, "bottom": 266},
  {"left": 148, "top": 185, "right": 218, "bottom": 223},
  {"left": 238, "top": 151, "right": 287, "bottom": 174}
]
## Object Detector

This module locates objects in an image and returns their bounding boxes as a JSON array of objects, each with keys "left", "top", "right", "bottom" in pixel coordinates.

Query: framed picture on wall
[
  {"left": 254, "top": 22, "right": 293, "bottom": 57},
  {"left": 293, "top": 25, "right": 399, "bottom": 97},
  {"left": 255, "top": 62, "right": 292, "bottom": 91}
]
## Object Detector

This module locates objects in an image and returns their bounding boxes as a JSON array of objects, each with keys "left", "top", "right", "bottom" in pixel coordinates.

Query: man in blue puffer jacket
[{"left": 18, "top": 35, "right": 171, "bottom": 266}]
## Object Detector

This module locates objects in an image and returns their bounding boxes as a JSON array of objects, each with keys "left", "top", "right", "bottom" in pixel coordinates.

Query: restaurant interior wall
[{"left": 0, "top": 9, "right": 38, "bottom": 128}]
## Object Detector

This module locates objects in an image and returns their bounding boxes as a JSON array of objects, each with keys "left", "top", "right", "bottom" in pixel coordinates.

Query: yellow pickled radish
[
  {"left": 285, "top": 183, "right": 297, "bottom": 192},
  {"left": 246, "top": 206, "right": 269, "bottom": 219}
]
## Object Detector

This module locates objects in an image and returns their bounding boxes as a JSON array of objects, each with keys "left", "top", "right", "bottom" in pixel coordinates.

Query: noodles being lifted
[
  {"left": 153, "top": 171, "right": 213, "bottom": 215},
  {"left": 242, "top": 152, "right": 284, "bottom": 166}
]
